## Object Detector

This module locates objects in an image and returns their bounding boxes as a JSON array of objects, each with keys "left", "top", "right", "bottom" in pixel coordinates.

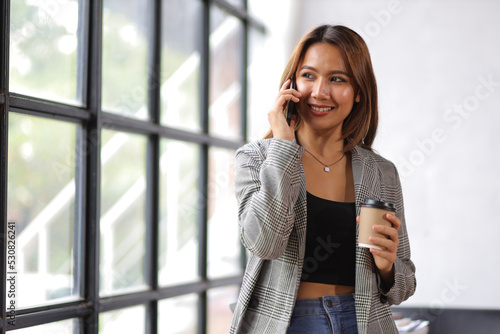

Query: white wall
[{"left": 248, "top": 0, "right": 500, "bottom": 309}]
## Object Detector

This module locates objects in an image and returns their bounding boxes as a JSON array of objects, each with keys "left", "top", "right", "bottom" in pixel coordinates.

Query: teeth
[{"left": 311, "top": 105, "right": 333, "bottom": 112}]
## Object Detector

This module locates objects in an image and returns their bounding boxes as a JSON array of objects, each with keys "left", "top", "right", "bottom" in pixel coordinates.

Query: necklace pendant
[{"left": 324, "top": 166, "right": 330, "bottom": 172}]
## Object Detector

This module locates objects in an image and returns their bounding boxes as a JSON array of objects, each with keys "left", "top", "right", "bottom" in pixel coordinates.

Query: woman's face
[{"left": 296, "top": 42, "right": 359, "bottom": 135}]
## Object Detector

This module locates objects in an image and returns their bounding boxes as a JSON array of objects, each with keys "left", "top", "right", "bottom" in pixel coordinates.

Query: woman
[{"left": 230, "top": 25, "right": 416, "bottom": 334}]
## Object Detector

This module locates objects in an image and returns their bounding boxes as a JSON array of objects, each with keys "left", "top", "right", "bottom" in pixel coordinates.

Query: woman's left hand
[{"left": 356, "top": 213, "right": 401, "bottom": 286}]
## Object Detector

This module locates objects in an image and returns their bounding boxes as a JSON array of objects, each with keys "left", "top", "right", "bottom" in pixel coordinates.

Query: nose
[{"left": 311, "top": 80, "right": 329, "bottom": 99}]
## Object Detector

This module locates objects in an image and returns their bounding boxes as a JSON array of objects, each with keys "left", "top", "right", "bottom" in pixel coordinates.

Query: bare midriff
[{"left": 296, "top": 282, "right": 355, "bottom": 299}]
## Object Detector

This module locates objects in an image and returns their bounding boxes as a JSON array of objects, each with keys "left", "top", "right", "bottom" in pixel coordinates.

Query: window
[{"left": 1, "top": 0, "right": 265, "bottom": 332}]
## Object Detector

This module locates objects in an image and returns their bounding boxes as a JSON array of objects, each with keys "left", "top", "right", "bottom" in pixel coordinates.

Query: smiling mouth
[{"left": 309, "top": 105, "right": 334, "bottom": 112}]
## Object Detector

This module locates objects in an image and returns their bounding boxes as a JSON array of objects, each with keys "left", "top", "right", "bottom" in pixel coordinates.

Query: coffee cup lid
[{"left": 361, "top": 198, "right": 396, "bottom": 212}]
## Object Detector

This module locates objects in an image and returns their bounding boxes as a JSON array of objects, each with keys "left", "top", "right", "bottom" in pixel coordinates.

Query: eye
[
  {"left": 331, "top": 76, "right": 346, "bottom": 82},
  {"left": 301, "top": 73, "right": 314, "bottom": 80}
]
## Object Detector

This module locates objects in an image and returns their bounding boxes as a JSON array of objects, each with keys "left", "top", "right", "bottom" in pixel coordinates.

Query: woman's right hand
[{"left": 268, "top": 79, "right": 301, "bottom": 141}]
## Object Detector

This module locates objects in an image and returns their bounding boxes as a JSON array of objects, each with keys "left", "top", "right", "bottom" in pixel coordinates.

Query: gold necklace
[{"left": 303, "top": 148, "right": 345, "bottom": 172}]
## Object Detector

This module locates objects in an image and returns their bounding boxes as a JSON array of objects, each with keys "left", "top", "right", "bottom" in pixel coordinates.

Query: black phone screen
[{"left": 286, "top": 76, "right": 297, "bottom": 125}]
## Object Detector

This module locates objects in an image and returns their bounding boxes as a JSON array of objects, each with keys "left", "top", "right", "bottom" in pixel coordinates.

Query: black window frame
[{"left": 0, "top": 0, "right": 266, "bottom": 332}]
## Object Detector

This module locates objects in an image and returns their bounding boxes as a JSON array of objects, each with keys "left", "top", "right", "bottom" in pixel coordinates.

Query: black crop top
[{"left": 300, "top": 192, "right": 356, "bottom": 286}]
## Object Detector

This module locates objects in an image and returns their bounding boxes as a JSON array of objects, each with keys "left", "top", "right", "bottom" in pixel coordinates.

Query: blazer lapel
[
  {"left": 351, "top": 146, "right": 382, "bottom": 209},
  {"left": 351, "top": 146, "right": 380, "bottom": 329}
]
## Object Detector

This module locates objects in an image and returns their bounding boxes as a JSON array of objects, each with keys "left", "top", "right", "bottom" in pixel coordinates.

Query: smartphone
[{"left": 286, "top": 75, "right": 298, "bottom": 126}]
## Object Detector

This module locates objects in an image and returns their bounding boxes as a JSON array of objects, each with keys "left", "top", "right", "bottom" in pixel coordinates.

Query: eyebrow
[{"left": 299, "top": 65, "right": 350, "bottom": 77}]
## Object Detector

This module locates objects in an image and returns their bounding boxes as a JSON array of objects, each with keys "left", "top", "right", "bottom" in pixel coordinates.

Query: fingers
[
  {"left": 278, "top": 79, "right": 301, "bottom": 101},
  {"left": 364, "top": 213, "right": 401, "bottom": 275},
  {"left": 275, "top": 93, "right": 300, "bottom": 109},
  {"left": 368, "top": 231, "right": 397, "bottom": 273},
  {"left": 385, "top": 213, "right": 401, "bottom": 230},
  {"left": 280, "top": 79, "right": 291, "bottom": 91},
  {"left": 268, "top": 79, "right": 302, "bottom": 141},
  {"left": 369, "top": 246, "right": 395, "bottom": 274},
  {"left": 369, "top": 234, "right": 397, "bottom": 251},
  {"left": 276, "top": 93, "right": 300, "bottom": 107},
  {"left": 280, "top": 78, "right": 298, "bottom": 92},
  {"left": 369, "top": 214, "right": 400, "bottom": 252},
  {"left": 369, "top": 247, "right": 394, "bottom": 261},
  {"left": 373, "top": 223, "right": 398, "bottom": 240}
]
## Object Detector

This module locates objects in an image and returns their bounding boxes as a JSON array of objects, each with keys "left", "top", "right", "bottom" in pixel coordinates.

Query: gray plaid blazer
[{"left": 230, "top": 138, "right": 416, "bottom": 334}]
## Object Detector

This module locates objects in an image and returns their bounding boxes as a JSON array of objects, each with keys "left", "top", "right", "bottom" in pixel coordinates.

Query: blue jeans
[{"left": 287, "top": 294, "right": 358, "bottom": 334}]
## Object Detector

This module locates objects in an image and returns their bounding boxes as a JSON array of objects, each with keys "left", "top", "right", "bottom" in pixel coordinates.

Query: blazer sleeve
[
  {"left": 234, "top": 139, "right": 303, "bottom": 260},
  {"left": 380, "top": 164, "right": 417, "bottom": 305}
]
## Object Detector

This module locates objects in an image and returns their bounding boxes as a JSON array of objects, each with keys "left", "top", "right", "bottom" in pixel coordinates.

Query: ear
[{"left": 355, "top": 92, "right": 361, "bottom": 103}]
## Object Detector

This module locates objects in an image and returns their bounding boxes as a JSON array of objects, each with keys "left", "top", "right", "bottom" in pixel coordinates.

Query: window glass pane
[
  {"left": 209, "top": 6, "right": 244, "bottom": 140},
  {"left": 247, "top": 27, "right": 270, "bottom": 141},
  {"left": 207, "top": 285, "right": 239, "bottom": 334},
  {"left": 160, "top": 0, "right": 202, "bottom": 132},
  {"left": 10, "top": 0, "right": 81, "bottom": 104},
  {"left": 158, "top": 294, "right": 198, "bottom": 334},
  {"left": 207, "top": 148, "right": 241, "bottom": 279},
  {"left": 7, "top": 113, "right": 79, "bottom": 308},
  {"left": 100, "top": 130, "right": 147, "bottom": 295},
  {"left": 99, "top": 305, "right": 145, "bottom": 334},
  {"left": 159, "top": 140, "right": 200, "bottom": 286},
  {"left": 7, "top": 318, "right": 78, "bottom": 333},
  {"left": 102, "top": 0, "right": 149, "bottom": 119}
]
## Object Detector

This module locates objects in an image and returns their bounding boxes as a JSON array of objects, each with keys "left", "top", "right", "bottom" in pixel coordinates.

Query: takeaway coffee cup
[{"left": 358, "top": 199, "right": 396, "bottom": 250}]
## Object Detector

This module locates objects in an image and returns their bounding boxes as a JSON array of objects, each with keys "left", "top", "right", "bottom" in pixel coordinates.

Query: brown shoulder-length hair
[{"left": 263, "top": 24, "right": 378, "bottom": 152}]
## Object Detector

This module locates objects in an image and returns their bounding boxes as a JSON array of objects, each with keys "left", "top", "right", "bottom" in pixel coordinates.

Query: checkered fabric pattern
[{"left": 230, "top": 138, "right": 416, "bottom": 334}]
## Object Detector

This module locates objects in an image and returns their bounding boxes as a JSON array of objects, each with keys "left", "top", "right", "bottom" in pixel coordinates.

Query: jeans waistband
[{"left": 292, "top": 294, "right": 356, "bottom": 316}]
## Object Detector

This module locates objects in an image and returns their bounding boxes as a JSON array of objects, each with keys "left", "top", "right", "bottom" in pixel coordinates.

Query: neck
[{"left": 296, "top": 126, "right": 344, "bottom": 159}]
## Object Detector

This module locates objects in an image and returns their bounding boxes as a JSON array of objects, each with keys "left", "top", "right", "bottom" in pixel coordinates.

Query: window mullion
[
  {"left": 145, "top": 0, "right": 161, "bottom": 332},
  {"left": 145, "top": 0, "right": 162, "bottom": 334},
  {"left": 83, "top": 0, "right": 104, "bottom": 333},
  {"left": 0, "top": 0, "right": 10, "bottom": 332},
  {"left": 197, "top": 1, "right": 210, "bottom": 334}
]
